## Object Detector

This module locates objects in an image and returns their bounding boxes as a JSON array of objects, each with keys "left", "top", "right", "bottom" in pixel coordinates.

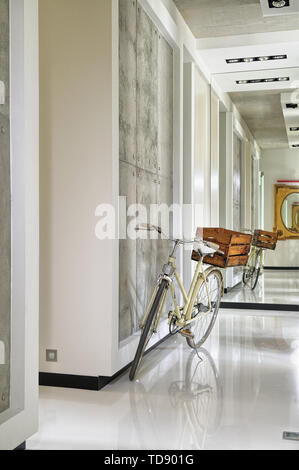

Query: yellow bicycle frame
[{"left": 140, "top": 252, "right": 222, "bottom": 332}]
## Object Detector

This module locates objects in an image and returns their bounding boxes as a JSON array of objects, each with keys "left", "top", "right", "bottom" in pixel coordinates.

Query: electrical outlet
[{"left": 46, "top": 349, "right": 58, "bottom": 362}]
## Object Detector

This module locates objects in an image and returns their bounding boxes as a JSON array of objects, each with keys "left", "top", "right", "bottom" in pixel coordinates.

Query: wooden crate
[
  {"left": 192, "top": 227, "right": 252, "bottom": 268},
  {"left": 252, "top": 229, "right": 278, "bottom": 250}
]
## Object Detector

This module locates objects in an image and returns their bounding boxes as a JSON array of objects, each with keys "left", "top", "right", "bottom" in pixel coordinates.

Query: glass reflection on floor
[{"left": 223, "top": 269, "right": 299, "bottom": 305}]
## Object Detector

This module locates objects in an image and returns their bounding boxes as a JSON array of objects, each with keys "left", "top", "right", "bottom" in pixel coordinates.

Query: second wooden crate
[
  {"left": 252, "top": 230, "right": 278, "bottom": 250},
  {"left": 192, "top": 227, "right": 252, "bottom": 268}
]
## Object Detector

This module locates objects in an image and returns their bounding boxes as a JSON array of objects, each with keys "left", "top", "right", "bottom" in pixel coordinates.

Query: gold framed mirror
[{"left": 274, "top": 184, "right": 299, "bottom": 240}]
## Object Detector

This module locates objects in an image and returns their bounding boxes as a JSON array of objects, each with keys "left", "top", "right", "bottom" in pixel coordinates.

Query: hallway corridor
[{"left": 28, "top": 309, "right": 299, "bottom": 450}]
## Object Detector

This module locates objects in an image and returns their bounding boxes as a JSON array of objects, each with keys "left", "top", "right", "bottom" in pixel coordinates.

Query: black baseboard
[
  {"left": 264, "top": 266, "right": 299, "bottom": 271},
  {"left": 221, "top": 301, "right": 299, "bottom": 312},
  {"left": 39, "top": 333, "right": 171, "bottom": 391},
  {"left": 14, "top": 442, "right": 26, "bottom": 451}
]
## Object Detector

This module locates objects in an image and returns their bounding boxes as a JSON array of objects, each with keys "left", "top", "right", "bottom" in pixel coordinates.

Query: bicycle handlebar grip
[{"left": 135, "top": 224, "right": 162, "bottom": 234}]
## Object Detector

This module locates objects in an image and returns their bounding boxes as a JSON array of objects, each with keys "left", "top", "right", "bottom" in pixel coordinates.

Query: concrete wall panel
[
  {"left": 119, "top": 0, "right": 173, "bottom": 340},
  {"left": 136, "top": 4, "right": 158, "bottom": 174},
  {"left": 158, "top": 35, "right": 173, "bottom": 180},
  {"left": 0, "top": 0, "right": 10, "bottom": 414},
  {"left": 119, "top": 0, "right": 136, "bottom": 166},
  {"left": 119, "top": 162, "right": 137, "bottom": 341}
]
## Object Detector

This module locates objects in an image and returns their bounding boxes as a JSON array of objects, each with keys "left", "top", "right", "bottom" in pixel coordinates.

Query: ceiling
[
  {"left": 173, "top": 0, "right": 299, "bottom": 38},
  {"left": 229, "top": 89, "right": 290, "bottom": 148},
  {"left": 172, "top": 0, "right": 299, "bottom": 149}
]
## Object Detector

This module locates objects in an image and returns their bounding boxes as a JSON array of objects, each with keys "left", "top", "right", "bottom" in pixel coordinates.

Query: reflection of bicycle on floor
[
  {"left": 129, "top": 348, "right": 223, "bottom": 450},
  {"left": 242, "top": 229, "right": 278, "bottom": 291},
  {"left": 168, "top": 349, "right": 223, "bottom": 449}
]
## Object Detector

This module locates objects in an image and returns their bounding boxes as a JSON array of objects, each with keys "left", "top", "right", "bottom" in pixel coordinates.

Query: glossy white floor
[
  {"left": 223, "top": 269, "right": 299, "bottom": 305},
  {"left": 28, "top": 309, "right": 299, "bottom": 450}
]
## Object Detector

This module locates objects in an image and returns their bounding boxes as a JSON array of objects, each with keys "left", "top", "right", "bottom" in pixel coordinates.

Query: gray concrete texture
[
  {"left": 173, "top": 0, "right": 299, "bottom": 38},
  {"left": 0, "top": 0, "right": 10, "bottom": 414},
  {"left": 119, "top": 0, "right": 173, "bottom": 341},
  {"left": 229, "top": 90, "right": 289, "bottom": 149}
]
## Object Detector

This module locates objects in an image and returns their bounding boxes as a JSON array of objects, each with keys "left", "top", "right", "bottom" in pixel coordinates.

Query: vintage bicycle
[{"left": 129, "top": 224, "right": 224, "bottom": 381}]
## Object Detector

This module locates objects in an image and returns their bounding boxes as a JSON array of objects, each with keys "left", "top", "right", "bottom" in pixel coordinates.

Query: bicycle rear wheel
[
  {"left": 129, "top": 279, "right": 168, "bottom": 381},
  {"left": 187, "top": 269, "right": 222, "bottom": 350},
  {"left": 243, "top": 250, "right": 255, "bottom": 286},
  {"left": 250, "top": 250, "right": 262, "bottom": 290}
]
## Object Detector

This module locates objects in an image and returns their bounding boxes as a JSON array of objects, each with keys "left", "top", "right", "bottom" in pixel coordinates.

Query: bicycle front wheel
[
  {"left": 187, "top": 269, "right": 222, "bottom": 350},
  {"left": 129, "top": 279, "right": 168, "bottom": 381}
]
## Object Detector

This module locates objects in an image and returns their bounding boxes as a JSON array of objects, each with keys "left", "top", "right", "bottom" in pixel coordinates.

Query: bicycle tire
[
  {"left": 129, "top": 279, "right": 168, "bottom": 381},
  {"left": 243, "top": 268, "right": 251, "bottom": 286},
  {"left": 251, "top": 267, "right": 261, "bottom": 291},
  {"left": 187, "top": 269, "right": 222, "bottom": 350},
  {"left": 243, "top": 251, "right": 254, "bottom": 286},
  {"left": 250, "top": 250, "right": 261, "bottom": 291}
]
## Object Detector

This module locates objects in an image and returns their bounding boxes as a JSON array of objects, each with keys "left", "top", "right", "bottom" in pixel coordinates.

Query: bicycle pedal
[{"left": 180, "top": 329, "right": 194, "bottom": 339}]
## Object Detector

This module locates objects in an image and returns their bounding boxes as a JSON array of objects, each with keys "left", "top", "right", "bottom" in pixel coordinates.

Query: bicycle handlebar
[{"left": 135, "top": 225, "right": 224, "bottom": 255}]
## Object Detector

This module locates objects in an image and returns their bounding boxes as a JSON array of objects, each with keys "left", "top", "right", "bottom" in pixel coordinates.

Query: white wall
[
  {"left": 261, "top": 148, "right": 299, "bottom": 267},
  {"left": 0, "top": 0, "right": 39, "bottom": 450},
  {"left": 39, "top": 0, "right": 115, "bottom": 377}
]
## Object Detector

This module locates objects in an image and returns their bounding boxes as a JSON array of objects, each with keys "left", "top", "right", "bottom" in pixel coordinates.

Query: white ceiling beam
[{"left": 196, "top": 30, "right": 299, "bottom": 50}]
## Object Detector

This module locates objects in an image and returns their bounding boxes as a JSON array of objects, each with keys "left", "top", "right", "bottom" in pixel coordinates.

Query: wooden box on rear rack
[
  {"left": 191, "top": 228, "right": 252, "bottom": 268},
  {"left": 252, "top": 229, "right": 278, "bottom": 250}
]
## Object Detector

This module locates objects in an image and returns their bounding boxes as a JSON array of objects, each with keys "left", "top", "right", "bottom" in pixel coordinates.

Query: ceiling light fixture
[
  {"left": 290, "top": 127, "right": 299, "bottom": 132},
  {"left": 236, "top": 77, "right": 289, "bottom": 85},
  {"left": 226, "top": 54, "right": 287, "bottom": 64},
  {"left": 286, "top": 103, "right": 298, "bottom": 109},
  {"left": 268, "top": 0, "right": 289, "bottom": 8},
  {"left": 292, "top": 144, "right": 299, "bottom": 148}
]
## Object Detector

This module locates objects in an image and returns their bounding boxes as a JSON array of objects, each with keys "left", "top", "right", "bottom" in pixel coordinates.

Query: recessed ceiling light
[
  {"left": 290, "top": 127, "right": 299, "bottom": 132},
  {"left": 272, "top": 55, "right": 287, "bottom": 60},
  {"left": 226, "top": 54, "right": 287, "bottom": 64},
  {"left": 269, "top": 0, "right": 289, "bottom": 8},
  {"left": 286, "top": 103, "right": 298, "bottom": 109},
  {"left": 236, "top": 77, "right": 289, "bottom": 85}
]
